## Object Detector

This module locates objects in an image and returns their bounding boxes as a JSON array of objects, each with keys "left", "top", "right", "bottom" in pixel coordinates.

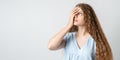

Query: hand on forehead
[{"left": 73, "top": 7, "right": 82, "bottom": 13}]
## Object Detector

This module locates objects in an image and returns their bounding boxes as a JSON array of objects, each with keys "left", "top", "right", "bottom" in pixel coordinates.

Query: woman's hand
[
  {"left": 48, "top": 7, "right": 80, "bottom": 50},
  {"left": 66, "top": 7, "right": 80, "bottom": 28}
]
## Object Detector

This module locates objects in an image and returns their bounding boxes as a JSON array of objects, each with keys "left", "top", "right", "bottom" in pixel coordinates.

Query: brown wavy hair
[{"left": 69, "top": 3, "right": 113, "bottom": 60}]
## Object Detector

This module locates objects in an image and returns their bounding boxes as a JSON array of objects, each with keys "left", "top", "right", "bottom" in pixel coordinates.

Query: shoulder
[
  {"left": 89, "top": 36, "right": 96, "bottom": 43},
  {"left": 88, "top": 36, "right": 96, "bottom": 47},
  {"left": 66, "top": 32, "right": 76, "bottom": 37},
  {"left": 64, "top": 32, "right": 76, "bottom": 41}
]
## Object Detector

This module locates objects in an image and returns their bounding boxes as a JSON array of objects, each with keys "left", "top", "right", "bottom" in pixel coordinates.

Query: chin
[
  {"left": 73, "top": 23, "right": 79, "bottom": 26},
  {"left": 74, "top": 23, "right": 84, "bottom": 26}
]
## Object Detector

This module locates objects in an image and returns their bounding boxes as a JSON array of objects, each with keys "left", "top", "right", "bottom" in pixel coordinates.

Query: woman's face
[{"left": 74, "top": 7, "right": 85, "bottom": 26}]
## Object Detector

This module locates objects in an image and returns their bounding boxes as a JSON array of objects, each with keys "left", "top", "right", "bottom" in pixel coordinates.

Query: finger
[
  {"left": 73, "top": 9, "right": 80, "bottom": 14},
  {"left": 74, "top": 10, "right": 80, "bottom": 13},
  {"left": 73, "top": 12, "right": 79, "bottom": 16},
  {"left": 72, "top": 7, "right": 80, "bottom": 12}
]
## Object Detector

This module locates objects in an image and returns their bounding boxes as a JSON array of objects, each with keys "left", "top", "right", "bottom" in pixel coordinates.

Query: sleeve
[{"left": 63, "top": 32, "right": 70, "bottom": 41}]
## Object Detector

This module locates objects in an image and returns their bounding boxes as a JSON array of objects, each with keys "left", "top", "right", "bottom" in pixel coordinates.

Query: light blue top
[{"left": 63, "top": 32, "right": 96, "bottom": 60}]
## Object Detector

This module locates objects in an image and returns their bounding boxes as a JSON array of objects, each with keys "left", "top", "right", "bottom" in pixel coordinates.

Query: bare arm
[
  {"left": 48, "top": 26, "right": 71, "bottom": 50},
  {"left": 48, "top": 7, "right": 80, "bottom": 50}
]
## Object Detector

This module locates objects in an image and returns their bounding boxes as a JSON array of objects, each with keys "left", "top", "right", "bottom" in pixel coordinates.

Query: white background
[{"left": 0, "top": 0, "right": 120, "bottom": 60}]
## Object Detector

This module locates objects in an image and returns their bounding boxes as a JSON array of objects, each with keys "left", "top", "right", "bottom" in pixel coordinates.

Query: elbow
[{"left": 48, "top": 43, "right": 56, "bottom": 50}]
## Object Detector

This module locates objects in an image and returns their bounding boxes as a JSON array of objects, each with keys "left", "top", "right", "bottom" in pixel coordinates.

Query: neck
[{"left": 76, "top": 26, "right": 88, "bottom": 37}]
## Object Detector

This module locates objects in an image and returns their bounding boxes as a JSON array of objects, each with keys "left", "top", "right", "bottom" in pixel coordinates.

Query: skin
[
  {"left": 73, "top": 7, "right": 90, "bottom": 49},
  {"left": 48, "top": 7, "right": 90, "bottom": 50}
]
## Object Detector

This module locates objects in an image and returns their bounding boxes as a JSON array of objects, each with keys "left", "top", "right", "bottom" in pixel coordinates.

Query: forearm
[{"left": 48, "top": 26, "right": 71, "bottom": 50}]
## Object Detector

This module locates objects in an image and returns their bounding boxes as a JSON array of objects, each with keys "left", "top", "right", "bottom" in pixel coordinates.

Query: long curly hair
[{"left": 69, "top": 3, "right": 113, "bottom": 60}]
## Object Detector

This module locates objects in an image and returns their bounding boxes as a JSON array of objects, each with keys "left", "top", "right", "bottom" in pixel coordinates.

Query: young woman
[{"left": 48, "top": 3, "right": 113, "bottom": 60}]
